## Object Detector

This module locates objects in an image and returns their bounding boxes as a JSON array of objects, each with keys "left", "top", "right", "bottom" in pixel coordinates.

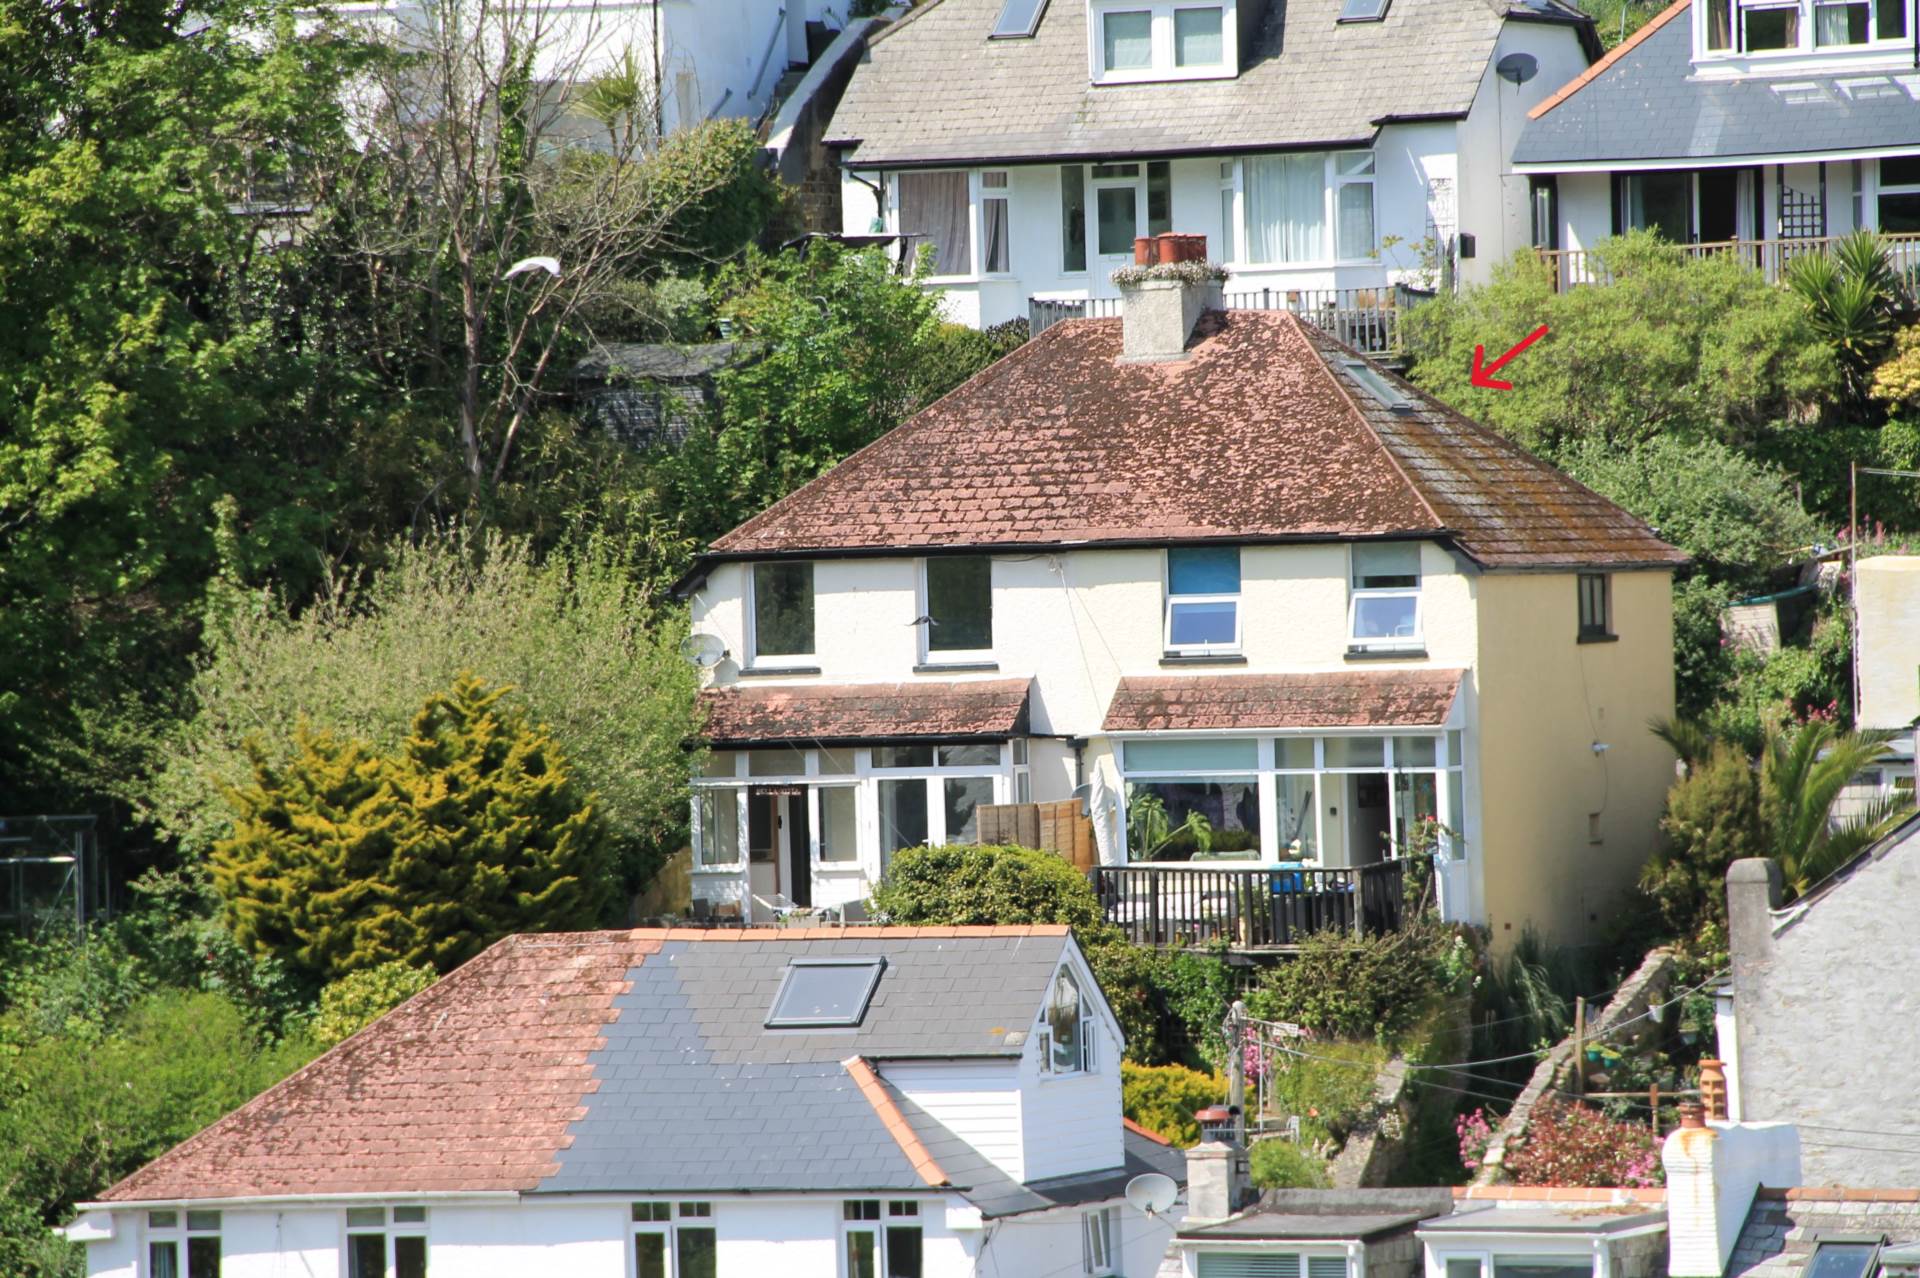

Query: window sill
[
  {"left": 1159, "top": 652, "right": 1248, "bottom": 666},
  {"left": 915, "top": 660, "right": 1000, "bottom": 673},
  {"left": 691, "top": 863, "right": 744, "bottom": 874},
  {"left": 1345, "top": 645, "right": 1427, "bottom": 661},
  {"left": 737, "top": 664, "right": 822, "bottom": 677},
  {"left": 1577, "top": 632, "right": 1619, "bottom": 645}
]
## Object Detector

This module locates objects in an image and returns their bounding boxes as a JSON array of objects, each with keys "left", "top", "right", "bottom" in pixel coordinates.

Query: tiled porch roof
[
  {"left": 1102, "top": 669, "right": 1465, "bottom": 733},
  {"left": 699, "top": 678, "right": 1032, "bottom": 746}
]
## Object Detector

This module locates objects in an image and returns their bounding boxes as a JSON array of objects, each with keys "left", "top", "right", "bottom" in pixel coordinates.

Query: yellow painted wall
[
  {"left": 1856, "top": 557, "right": 1920, "bottom": 730},
  {"left": 1472, "top": 570, "right": 1677, "bottom": 946}
]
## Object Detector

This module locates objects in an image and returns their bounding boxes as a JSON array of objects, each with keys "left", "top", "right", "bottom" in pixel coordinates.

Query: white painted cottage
[
  {"left": 66, "top": 926, "right": 1185, "bottom": 1278},
  {"left": 822, "top": 0, "right": 1601, "bottom": 329}
]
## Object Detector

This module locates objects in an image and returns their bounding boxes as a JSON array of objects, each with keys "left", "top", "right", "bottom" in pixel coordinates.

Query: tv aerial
[
  {"left": 678, "top": 633, "right": 729, "bottom": 670},
  {"left": 1124, "top": 1172, "right": 1179, "bottom": 1217}
]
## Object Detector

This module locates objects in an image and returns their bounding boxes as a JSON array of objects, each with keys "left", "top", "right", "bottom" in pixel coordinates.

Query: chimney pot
[
  {"left": 1698, "top": 1060, "right": 1728, "bottom": 1121},
  {"left": 1679, "top": 1100, "right": 1706, "bottom": 1130},
  {"left": 1134, "top": 236, "right": 1152, "bottom": 266}
]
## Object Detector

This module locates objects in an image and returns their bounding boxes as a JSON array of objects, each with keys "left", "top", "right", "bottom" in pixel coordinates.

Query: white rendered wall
[
  {"left": 981, "top": 1201, "right": 1180, "bottom": 1278},
  {"left": 1015, "top": 955, "right": 1128, "bottom": 1181}
]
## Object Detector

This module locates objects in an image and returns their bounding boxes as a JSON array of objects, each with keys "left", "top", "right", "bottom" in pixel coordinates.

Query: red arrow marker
[{"left": 1470, "top": 324, "right": 1550, "bottom": 391}]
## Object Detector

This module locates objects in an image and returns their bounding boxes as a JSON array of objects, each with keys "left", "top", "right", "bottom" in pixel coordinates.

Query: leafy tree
[
  {"left": 312, "top": 961, "right": 438, "bottom": 1046},
  {"left": 144, "top": 530, "right": 698, "bottom": 893},
  {"left": 1642, "top": 741, "right": 1766, "bottom": 944},
  {"left": 0, "top": 990, "right": 318, "bottom": 1276},
  {"left": 1403, "top": 234, "right": 1835, "bottom": 456},
  {"left": 212, "top": 676, "right": 613, "bottom": 985},
  {"left": 656, "top": 243, "right": 947, "bottom": 543}
]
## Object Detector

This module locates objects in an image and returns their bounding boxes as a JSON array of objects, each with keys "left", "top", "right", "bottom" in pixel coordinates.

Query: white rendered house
[
  {"left": 1512, "top": 0, "right": 1920, "bottom": 283},
  {"left": 675, "top": 275, "right": 1685, "bottom": 947},
  {"left": 67, "top": 926, "right": 1185, "bottom": 1278},
  {"left": 821, "top": 0, "right": 1600, "bottom": 329}
]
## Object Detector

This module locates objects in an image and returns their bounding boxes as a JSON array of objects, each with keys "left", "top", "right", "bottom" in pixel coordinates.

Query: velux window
[
  {"left": 750, "top": 561, "right": 814, "bottom": 664},
  {"left": 1166, "top": 546, "right": 1241, "bottom": 653},
  {"left": 766, "top": 957, "right": 886, "bottom": 1028},
  {"left": 845, "top": 1200, "right": 924, "bottom": 1278},
  {"left": 346, "top": 1207, "right": 427, "bottom": 1278},
  {"left": 1348, "top": 543, "right": 1422, "bottom": 652},
  {"left": 923, "top": 556, "right": 993, "bottom": 658},
  {"left": 1040, "top": 966, "right": 1093, "bottom": 1073},
  {"left": 146, "top": 1210, "right": 221, "bottom": 1278},
  {"left": 633, "top": 1202, "right": 716, "bottom": 1278}
]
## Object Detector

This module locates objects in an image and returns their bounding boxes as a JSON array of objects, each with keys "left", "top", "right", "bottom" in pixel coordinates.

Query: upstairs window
[
  {"left": 1349, "top": 542, "right": 1422, "bottom": 652},
  {"left": 897, "top": 171, "right": 972, "bottom": 276},
  {"left": 1093, "top": 1, "right": 1231, "bottom": 81},
  {"left": 750, "top": 561, "right": 815, "bottom": 664},
  {"left": 924, "top": 557, "right": 993, "bottom": 658},
  {"left": 1166, "top": 546, "right": 1241, "bottom": 654},
  {"left": 1041, "top": 966, "right": 1093, "bottom": 1073},
  {"left": 1578, "top": 573, "right": 1613, "bottom": 640},
  {"left": 1702, "top": 0, "right": 1901, "bottom": 50}
]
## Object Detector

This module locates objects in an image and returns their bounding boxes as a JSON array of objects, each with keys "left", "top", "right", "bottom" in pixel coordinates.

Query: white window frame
[
  {"left": 1696, "top": 0, "right": 1911, "bottom": 56},
  {"left": 143, "top": 1210, "right": 223, "bottom": 1278},
  {"left": 1039, "top": 963, "right": 1095, "bottom": 1076},
  {"left": 1164, "top": 547, "right": 1243, "bottom": 657},
  {"left": 842, "top": 1200, "right": 925, "bottom": 1278},
  {"left": 1347, "top": 543, "right": 1424, "bottom": 654},
  {"left": 918, "top": 556, "right": 996, "bottom": 666},
  {"left": 1116, "top": 730, "right": 1469, "bottom": 866},
  {"left": 343, "top": 1207, "right": 427, "bottom": 1278},
  {"left": 1231, "top": 150, "right": 1378, "bottom": 269},
  {"left": 746, "top": 560, "right": 816, "bottom": 670},
  {"left": 1083, "top": 1207, "right": 1116, "bottom": 1275},
  {"left": 1088, "top": 0, "right": 1237, "bottom": 84},
  {"left": 632, "top": 1202, "right": 716, "bottom": 1278},
  {"left": 980, "top": 171, "right": 1013, "bottom": 277}
]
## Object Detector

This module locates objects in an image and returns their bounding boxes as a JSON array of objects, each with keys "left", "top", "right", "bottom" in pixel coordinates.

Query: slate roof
[
  {"left": 97, "top": 927, "right": 1141, "bottom": 1208},
  {"left": 1728, "top": 1188, "right": 1920, "bottom": 1278},
  {"left": 1103, "top": 669, "right": 1465, "bottom": 732},
  {"left": 828, "top": 0, "right": 1595, "bottom": 167},
  {"left": 1515, "top": 0, "right": 1920, "bottom": 167},
  {"left": 700, "top": 678, "right": 1033, "bottom": 745},
  {"left": 705, "top": 311, "right": 1684, "bottom": 572},
  {"left": 1180, "top": 1187, "right": 1457, "bottom": 1239}
]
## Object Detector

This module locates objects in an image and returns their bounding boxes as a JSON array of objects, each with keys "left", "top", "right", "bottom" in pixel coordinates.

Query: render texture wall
[
  {"left": 1856, "top": 557, "right": 1920, "bottom": 729},
  {"left": 1727, "top": 833, "right": 1920, "bottom": 1186},
  {"left": 1469, "top": 568, "right": 1675, "bottom": 945}
]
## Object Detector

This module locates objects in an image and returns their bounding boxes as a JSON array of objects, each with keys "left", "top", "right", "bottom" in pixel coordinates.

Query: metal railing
[
  {"left": 1088, "top": 859, "right": 1417, "bottom": 950},
  {"left": 1028, "top": 283, "right": 1428, "bottom": 356},
  {"left": 1536, "top": 231, "right": 1920, "bottom": 292}
]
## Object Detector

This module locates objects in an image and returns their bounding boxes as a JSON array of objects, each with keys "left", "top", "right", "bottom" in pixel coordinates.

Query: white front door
[{"left": 1091, "top": 163, "right": 1146, "bottom": 296}]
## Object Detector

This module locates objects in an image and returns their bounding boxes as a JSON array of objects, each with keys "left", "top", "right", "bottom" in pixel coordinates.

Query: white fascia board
[
  {"left": 1514, "top": 143, "right": 1920, "bottom": 174},
  {"left": 74, "top": 1191, "right": 523, "bottom": 1212}
]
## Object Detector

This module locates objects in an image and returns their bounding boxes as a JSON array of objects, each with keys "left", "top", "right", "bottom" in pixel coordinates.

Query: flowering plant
[
  {"left": 1456, "top": 1107, "right": 1495, "bottom": 1171},
  {"left": 1503, "top": 1100, "right": 1663, "bottom": 1188}
]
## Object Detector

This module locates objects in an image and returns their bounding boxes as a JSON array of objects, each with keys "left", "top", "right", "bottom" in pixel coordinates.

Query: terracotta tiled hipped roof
[
  {"left": 700, "top": 678, "right": 1031, "bottom": 745},
  {"left": 1103, "top": 670, "right": 1465, "bottom": 733},
  {"left": 706, "top": 313, "right": 1684, "bottom": 573}
]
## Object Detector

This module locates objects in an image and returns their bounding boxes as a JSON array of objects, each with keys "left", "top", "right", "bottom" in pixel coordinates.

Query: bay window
[
  {"left": 897, "top": 171, "right": 971, "bottom": 276},
  {"left": 1348, "top": 542, "right": 1422, "bottom": 653},
  {"left": 1120, "top": 732, "right": 1467, "bottom": 865},
  {"left": 1240, "top": 151, "right": 1375, "bottom": 265}
]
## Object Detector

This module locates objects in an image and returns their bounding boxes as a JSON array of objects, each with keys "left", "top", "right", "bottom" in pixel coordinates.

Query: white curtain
[
  {"left": 898, "top": 171, "right": 972, "bottom": 276},
  {"left": 1245, "top": 154, "right": 1326, "bottom": 264}
]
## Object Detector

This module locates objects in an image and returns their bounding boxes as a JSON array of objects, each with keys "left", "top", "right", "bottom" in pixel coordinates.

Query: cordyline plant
[{"left": 1503, "top": 1099, "right": 1662, "bottom": 1189}]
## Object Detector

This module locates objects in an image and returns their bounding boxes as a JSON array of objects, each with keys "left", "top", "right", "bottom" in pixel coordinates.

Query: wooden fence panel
[{"left": 978, "top": 800, "right": 1095, "bottom": 867}]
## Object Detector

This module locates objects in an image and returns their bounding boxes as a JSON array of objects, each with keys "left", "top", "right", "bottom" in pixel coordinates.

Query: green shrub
[
  {"left": 1087, "top": 939, "right": 1163, "bottom": 1063},
  {"left": 868, "top": 843, "right": 1113, "bottom": 936},
  {"left": 1249, "top": 1137, "right": 1331, "bottom": 1189},
  {"left": 1265, "top": 1039, "right": 1390, "bottom": 1143},
  {"left": 1504, "top": 1099, "right": 1662, "bottom": 1187},
  {"left": 649, "top": 119, "right": 794, "bottom": 270},
  {"left": 312, "top": 961, "right": 438, "bottom": 1047},
  {"left": 1246, "top": 927, "right": 1444, "bottom": 1040},
  {"left": 1121, "top": 1062, "right": 1227, "bottom": 1147},
  {"left": 213, "top": 675, "right": 613, "bottom": 985},
  {"left": 1144, "top": 947, "right": 1238, "bottom": 1069},
  {"left": 1642, "top": 742, "right": 1766, "bottom": 945}
]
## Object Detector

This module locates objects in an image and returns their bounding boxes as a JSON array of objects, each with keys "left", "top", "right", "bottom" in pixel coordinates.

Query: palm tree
[
  {"left": 1787, "top": 231, "right": 1901, "bottom": 407},
  {"left": 1652, "top": 716, "right": 1909, "bottom": 898},
  {"left": 1758, "top": 719, "right": 1904, "bottom": 894}
]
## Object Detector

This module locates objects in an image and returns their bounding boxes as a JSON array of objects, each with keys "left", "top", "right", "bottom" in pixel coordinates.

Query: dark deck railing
[{"left": 1089, "top": 860, "right": 1416, "bottom": 950}]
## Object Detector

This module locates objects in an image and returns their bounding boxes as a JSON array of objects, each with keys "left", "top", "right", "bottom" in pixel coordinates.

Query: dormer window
[
  {"left": 1700, "top": 0, "right": 1906, "bottom": 53},
  {"left": 1090, "top": 0, "right": 1236, "bottom": 83},
  {"left": 1039, "top": 966, "right": 1093, "bottom": 1074}
]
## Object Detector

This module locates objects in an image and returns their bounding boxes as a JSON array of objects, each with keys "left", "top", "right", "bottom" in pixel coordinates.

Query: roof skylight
[
  {"left": 1338, "top": 0, "right": 1391, "bottom": 23},
  {"left": 765, "top": 957, "right": 887, "bottom": 1028},
  {"left": 1341, "top": 358, "right": 1414, "bottom": 413},
  {"left": 990, "top": 0, "right": 1050, "bottom": 37},
  {"left": 1806, "top": 1243, "right": 1882, "bottom": 1278}
]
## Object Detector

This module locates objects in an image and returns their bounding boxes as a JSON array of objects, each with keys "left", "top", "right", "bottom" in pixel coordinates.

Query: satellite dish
[
  {"left": 1495, "top": 52, "right": 1538, "bottom": 84},
  {"left": 1124, "top": 1172, "right": 1179, "bottom": 1217},
  {"left": 678, "top": 633, "right": 729, "bottom": 670}
]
